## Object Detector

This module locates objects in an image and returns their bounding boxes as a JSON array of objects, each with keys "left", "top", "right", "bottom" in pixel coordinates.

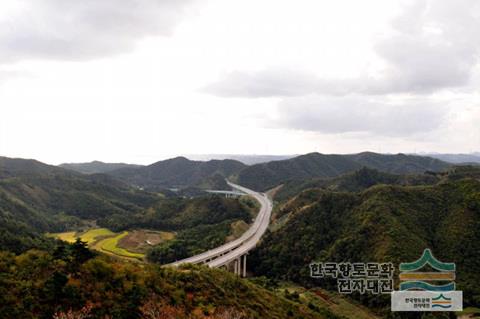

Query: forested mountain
[
  {"left": 250, "top": 166, "right": 480, "bottom": 310},
  {"left": 0, "top": 157, "right": 257, "bottom": 258},
  {"left": 109, "top": 156, "right": 247, "bottom": 190},
  {"left": 345, "top": 152, "right": 449, "bottom": 174},
  {"left": 0, "top": 156, "right": 339, "bottom": 319},
  {"left": 102, "top": 195, "right": 251, "bottom": 232},
  {"left": 0, "top": 249, "right": 335, "bottom": 319},
  {"left": 1, "top": 154, "right": 474, "bottom": 318},
  {"left": 274, "top": 167, "right": 440, "bottom": 202},
  {"left": 0, "top": 157, "right": 159, "bottom": 253},
  {"left": 233, "top": 152, "right": 450, "bottom": 191},
  {"left": 60, "top": 161, "right": 141, "bottom": 174},
  {"left": 100, "top": 194, "right": 256, "bottom": 263},
  {"left": 0, "top": 156, "right": 64, "bottom": 178},
  {"left": 59, "top": 152, "right": 450, "bottom": 193}
]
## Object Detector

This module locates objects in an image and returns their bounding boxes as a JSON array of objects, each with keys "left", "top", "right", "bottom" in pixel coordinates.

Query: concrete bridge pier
[
  {"left": 242, "top": 254, "right": 247, "bottom": 277},
  {"left": 231, "top": 254, "right": 247, "bottom": 277}
]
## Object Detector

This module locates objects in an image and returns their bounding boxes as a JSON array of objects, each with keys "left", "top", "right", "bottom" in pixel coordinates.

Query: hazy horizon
[
  {"left": 1, "top": 0, "right": 479, "bottom": 165},
  {"left": 3, "top": 150, "right": 479, "bottom": 166}
]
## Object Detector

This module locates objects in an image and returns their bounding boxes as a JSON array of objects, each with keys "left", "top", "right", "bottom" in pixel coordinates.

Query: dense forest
[
  {"left": 0, "top": 157, "right": 335, "bottom": 318},
  {"left": 232, "top": 152, "right": 449, "bottom": 191},
  {"left": 273, "top": 167, "right": 440, "bottom": 202},
  {"left": 108, "top": 157, "right": 246, "bottom": 191},
  {"left": 0, "top": 156, "right": 254, "bottom": 260},
  {"left": 250, "top": 166, "right": 480, "bottom": 314},
  {"left": 0, "top": 240, "right": 337, "bottom": 319},
  {"left": 59, "top": 152, "right": 450, "bottom": 192},
  {"left": 1, "top": 155, "right": 478, "bottom": 318}
]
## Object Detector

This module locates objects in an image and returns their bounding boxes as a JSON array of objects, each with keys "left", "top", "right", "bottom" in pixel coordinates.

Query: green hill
[
  {"left": 345, "top": 152, "right": 449, "bottom": 174},
  {"left": 250, "top": 170, "right": 480, "bottom": 308},
  {"left": 60, "top": 161, "right": 142, "bottom": 174},
  {"left": 0, "top": 156, "right": 64, "bottom": 178},
  {"left": 0, "top": 157, "right": 249, "bottom": 257},
  {"left": 275, "top": 167, "right": 440, "bottom": 202},
  {"left": 110, "top": 157, "right": 247, "bottom": 190},
  {"left": 0, "top": 248, "right": 337, "bottom": 319},
  {"left": 233, "top": 152, "right": 449, "bottom": 191},
  {"left": 100, "top": 195, "right": 257, "bottom": 264},
  {"left": 0, "top": 160, "right": 157, "bottom": 223},
  {"left": 101, "top": 195, "right": 252, "bottom": 232},
  {"left": 0, "top": 158, "right": 158, "bottom": 253}
]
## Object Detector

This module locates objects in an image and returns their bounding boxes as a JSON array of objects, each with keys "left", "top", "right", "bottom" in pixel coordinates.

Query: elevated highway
[{"left": 168, "top": 181, "right": 272, "bottom": 276}]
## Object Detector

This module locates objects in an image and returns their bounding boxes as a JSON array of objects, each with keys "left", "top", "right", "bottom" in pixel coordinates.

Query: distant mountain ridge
[
  {"left": 58, "top": 152, "right": 450, "bottom": 191},
  {"left": 185, "top": 154, "right": 297, "bottom": 165},
  {"left": 1, "top": 156, "right": 65, "bottom": 178},
  {"left": 0, "top": 156, "right": 253, "bottom": 255},
  {"left": 233, "top": 152, "right": 450, "bottom": 190},
  {"left": 0, "top": 156, "right": 159, "bottom": 253},
  {"left": 109, "top": 156, "right": 247, "bottom": 190},
  {"left": 60, "top": 161, "right": 141, "bottom": 174},
  {"left": 274, "top": 167, "right": 440, "bottom": 202},
  {"left": 419, "top": 153, "right": 480, "bottom": 164}
]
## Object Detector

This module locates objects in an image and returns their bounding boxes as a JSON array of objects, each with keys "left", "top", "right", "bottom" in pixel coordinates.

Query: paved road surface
[
  {"left": 168, "top": 181, "right": 272, "bottom": 267},
  {"left": 208, "top": 187, "right": 272, "bottom": 268}
]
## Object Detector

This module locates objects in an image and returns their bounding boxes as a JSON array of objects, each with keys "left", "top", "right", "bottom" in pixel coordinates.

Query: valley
[
  {"left": 1, "top": 153, "right": 479, "bottom": 318},
  {"left": 3, "top": 1, "right": 480, "bottom": 317},
  {"left": 48, "top": 228, "right": 175, "bottom": 261}
]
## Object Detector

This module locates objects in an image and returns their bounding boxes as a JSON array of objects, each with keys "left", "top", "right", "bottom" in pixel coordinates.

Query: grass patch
[
  {"left": 48, "top": 228, "right": 145, "bottom": 261},
  {"left": 79, "top": 228, "right": 115, "bottom": 244},
  {"left": 48, "top": 228, "right": 115, "bottom": 245},
  {"left": 47, "top": 231, "right": 77, "bottom": 243},
  {"left": 97, "top": 231, "right": 145, "bottom": 260}
]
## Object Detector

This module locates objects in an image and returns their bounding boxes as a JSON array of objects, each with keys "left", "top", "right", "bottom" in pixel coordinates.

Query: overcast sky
[{"left": 0, "top": 0, "right": 479, "bottom": 165}]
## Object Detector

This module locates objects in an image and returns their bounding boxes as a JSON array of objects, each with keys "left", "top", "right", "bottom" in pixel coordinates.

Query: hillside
[
  {"left": 95, "top": 194, "right": 257, "bottom": 264},
  {"left": 0, "top": 156, "right": 64, "bottom": 178},
  {"left": 0, "top": 156, "right": 257, "bottom": 265},
  {"left": 102, "top": 195, "right": 252, "bottom": 232},
  {"left": 60, "top": 161, "right": 142, "bottom": 174},
  {"left": 109, "top": 157, "right": 247, "bottom": 190},
  {"left": 0, "top": 157, "right": 160, "bottom": 253},
  {"left": 345, "top": 152, "right": 449, "bottom": 174},
  {"left": 0, "top": 248, "right": 337, "bottom": 319},
  {"left": 0, "top": 156, "right": 342, "bottom": 319},
  {"left": 274, "top": 167, "right": 440, "bottom": 202},
  {"left": 233, "top": 152, "right": 450, "bottom": 191},
  {"left": 250, "top": 170, "right": 480, "bottom": 309}
]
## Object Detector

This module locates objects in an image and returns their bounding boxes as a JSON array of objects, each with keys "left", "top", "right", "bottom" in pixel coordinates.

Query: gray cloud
[
  {"left": 0, "top": 0, "right": 195, "bottom": 63},
  {"left": 205, "top": 0, "right": 480, "bottom": 97},
  {"left": 203, "top": 69, "right": 357, "bottom": 97},
  {"left": 275, "top": 95, "right": 449, "bottom": 136},
  {"left": 371, "top": 0, "right": 480, "bottom": 93}
]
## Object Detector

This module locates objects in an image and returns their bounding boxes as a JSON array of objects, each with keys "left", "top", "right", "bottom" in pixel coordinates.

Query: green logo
[{"left": 399, "top": 249, "right": 455, "bottom": 291}]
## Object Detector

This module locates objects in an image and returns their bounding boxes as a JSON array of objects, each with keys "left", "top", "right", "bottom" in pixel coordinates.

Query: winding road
[{"left": 169, "top": 181, "right": 272, "bottom": 270}]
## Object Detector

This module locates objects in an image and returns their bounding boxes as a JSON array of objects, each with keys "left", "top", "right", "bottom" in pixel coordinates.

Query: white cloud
[
  {"left": 203, "top": 68, "right": 347, "bottom": 98},
  {"left": 274, "top": 95, "right": 449, "bottom": 136},
  {"left": 204, "top": 0, "right": 480, "bottom": 97},
  {"left": 0, "top": 0, "right": 478, "bottom": 163},
  {"left": 0, "top": 0, "right": 196, "bottom": 63}
]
